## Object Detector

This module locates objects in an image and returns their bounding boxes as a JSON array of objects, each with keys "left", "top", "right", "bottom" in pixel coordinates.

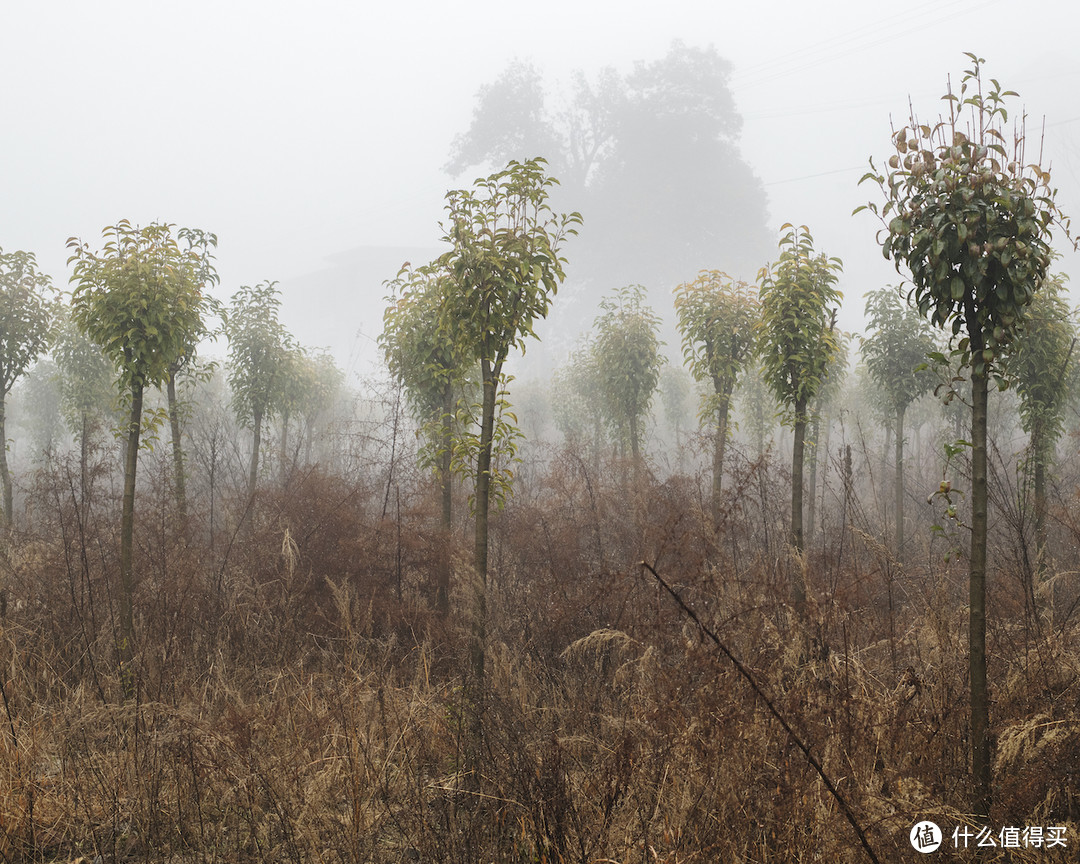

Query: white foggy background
[{"left": 3, "top": 0, "right": 1078, "bottom": 381}]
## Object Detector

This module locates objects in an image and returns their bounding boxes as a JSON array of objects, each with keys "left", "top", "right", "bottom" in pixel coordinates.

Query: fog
[
  {"left": 4, "top": 8, "right": 1080, "bottom": 850},
  {"left": 4, "top": 0, "right": 1079, "bottom": 380}
]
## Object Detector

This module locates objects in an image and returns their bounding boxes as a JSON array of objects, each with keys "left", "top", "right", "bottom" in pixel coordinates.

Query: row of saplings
[
  {"left": 0, "top": 54, "right": 1073, "bottom": 861},
  {"left": 383, "top": 55, "right": 1078, "bottom": 858}
]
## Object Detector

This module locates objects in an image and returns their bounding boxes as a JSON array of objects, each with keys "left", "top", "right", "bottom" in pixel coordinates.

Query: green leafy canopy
[
  {"left": 435, "top": 158, "right": 580, "bottom": 501},
  {"left": 435, "top": 158, "right": 581, "bottom": 369},
  {"left": 861, "top": 286, "right": 938, "bottom": 414},
  {"left": 0, "top": 247, "right": 55, "bottom": 396},
  {"left": 674, "top": 269, "right": 758, "bottom": 419},
  {"left": 381, "top": 262, "right": 474, "bottom": 422},
  {"left": 756, "top": 224, "right": 843, "bottom": 421},
  {"left": 225, "top": 280, "right": 298, "bottom": 429},
  {"left": 593, "top": 283, "right": 664, "bottom": 444},
  {"left": 857, "top": 53, "right": 1074, "bottom": 379},
  {"left": 1003, "top": 271, "right": 1079, "bottom": 459},
  {"left": 67, "top": 220, "right": 217, "bottom": 393}
]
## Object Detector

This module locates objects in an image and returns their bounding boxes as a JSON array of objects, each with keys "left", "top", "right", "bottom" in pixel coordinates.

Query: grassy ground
[{"left": 0, "top": 445, "right": 1077, "bottom": 863}]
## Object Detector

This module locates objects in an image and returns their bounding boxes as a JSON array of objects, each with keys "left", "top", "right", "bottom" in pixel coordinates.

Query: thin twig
[{"left": 640, "top": 559, "right": 881, "bottom": 864}]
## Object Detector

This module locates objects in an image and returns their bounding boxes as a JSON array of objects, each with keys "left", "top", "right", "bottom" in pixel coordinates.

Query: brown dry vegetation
[{"left": 0, "top": 429, "right": 1078, "bottom": 863}]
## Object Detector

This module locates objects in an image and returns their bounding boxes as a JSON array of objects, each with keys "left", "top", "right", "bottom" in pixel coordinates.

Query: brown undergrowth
[{"left": 0, "top": 448, "right": 1077, "bottom": 862}]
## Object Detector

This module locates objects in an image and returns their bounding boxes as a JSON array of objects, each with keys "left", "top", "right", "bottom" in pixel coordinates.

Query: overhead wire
[
  {"left": 731, "top": 0, "right": 993, "bottom": 91},
  {"left": 730, "top": 0, "right": 1079, "bottom": 190}
]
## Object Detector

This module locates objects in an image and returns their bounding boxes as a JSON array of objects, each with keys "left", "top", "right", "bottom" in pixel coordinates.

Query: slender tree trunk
[
  {"left": 1032, "top": 436, "right": 1047, "bottom": 571},
  {"left": 248, "top": 406, "right": 263, "bottom": 498},
  {"left": 970, "top": 365, "right": 991, "bottom": 820},
  {"left": 80, "top": 411, "right": 89, "bottom": 511},
  {"left": 472, "top": 362, "right": 499, "bottom": 686},
  {"left": 895, "top": 404, "right": 906, "bottom": 563},
  {"left": 882, "top": 423, "right": 892, "bottom": 514},
  {"left": 790, "top": 397, "right": 808, "bottom": 612},
  {"left": 591, "top": 413, "right": 602, "bottom": 478},
  {"left": 436, "top": 381, "right": 453, "bottom": 617},
  {"left": 842, "top": 444, "right": 853, "bottom": 520},
  {"left": 755, "top": 395, "right": 766, "bottom": 462},
  {"left": 629, "top": 412, "right": 640, "bottom": 465},
  {"left": 806, "top": 411, "right": 820, "bottom": 541},
  {"left": 711, "top": 387, "right": 731, "bottom": 525},
  {"left": 120, "top": 381, "right": 144, "bottom": 692},
  {"left": 208, "top": 435, "right": 217, "bottom": 553},
  {"left": 820, "top": 413, "right": 833, "bottom": 529},
  {"left": 1032, "top": 431, "right": 1052, "bottom": 624},
  {"left": 166, "top": 370, "right": 187, "bottom": 521},
  {"left": 280, "top": 410, "right": 290, "bottom": 487},
  {"left": 0, "top": 395, "right": 11, "bottom": 528}
]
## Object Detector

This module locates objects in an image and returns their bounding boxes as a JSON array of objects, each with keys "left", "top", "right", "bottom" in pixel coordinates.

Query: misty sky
[{"left": 4, "top": 0, "right": 1079, "bottom": 380}]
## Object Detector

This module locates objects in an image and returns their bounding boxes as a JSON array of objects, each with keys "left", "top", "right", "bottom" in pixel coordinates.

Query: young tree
[
  {"left": 0, "top": 248, "right": 55, "bottom": 525},
  {"left": 381, "top": 263, "right": 473, "bottom": 616},
  {"left": 734, "top": 359, "right": 777, "bottom": 463},
  {"left": 225, "top": 281, "right": 296, "bottom": 497},
  {"left": 674, "top": 270, "right": 757, "bottom": 521},
  {"left": 163, "top": 228, "right": 220, "bottom": 519},
  {"left": 805, "top": 332, "right": 848, "bottom": 542},
  {"left": 52, "top": 307, "right": 118, "bottom": 498},
  {"left": 551, "top": 343, "right": 607, "bottom": 472},
  {"left": 859, "top": 55, "right": 1071, "bottom": 817},
  {"left": 1003, "top": 272, "right": 1078, "bottom": 588},
  {"left": 757, "top": 225, "right": 843, "bottom": 591},
  {"left": 592, "top": 284, "right": 663, "bottom": 465},
  {"left": 273, "top": 343, "right": 313, "bottom": 486},
  {"left": 436, "top": 158, "right": 580, "bottom": 683},
  {"left": 295, "top": 349, "right": 345, "bottom": 467},
  {"left": 67, "top": 220, "right": 212, "bottom": 675},
  {"left": 186, "top": 367, "right": 235, "bottom": 555},
  {"left": 658, "top": 363, "right": 694, "bottom": 468},
  {"left": 861, "top": 288, "right": 937, "bottom": 559},
  {"left": 14, "top": 359, "right": 64, "bottom": 461}
]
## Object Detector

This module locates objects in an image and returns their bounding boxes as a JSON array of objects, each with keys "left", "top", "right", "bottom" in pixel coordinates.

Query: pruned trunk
[
  {"left": 754, "top": 397, "right": 766, "bottom": 462},
  {"left": 280, "top": 410, "right": 290, "bottom": 487},
  {"left": 120, "top": 380, "right": 144, "bottom": 693},
  {"left": 80, "top": 411, "right": 89, "bottom": 509},
  {"left": 895, "top": 404, "right": 906, "bottom": 563},
  {"left": 820, "top": 411, "right": 834, "bottom": 530},
  {"left": 0, "top": 395, "right": 11, "bottom": 528},
  {"left": 842, "top": 444, "right": 853, "bottom": 517},
  {"left": 1032, "top": 431, "right": 1052, "bottom": 624},
  {"left": 472, "top": 362, "right": 499, "bottom": 686},
  {"left": 166, "top": 370, "right": 187, "bottom": 521},
  {"left": 711, "top": 387, "right": 731, "bottom": 526},
  {"left": 790, "top": 397, "right": 808, "bottom": 613},
  {"left": 436, "top": 380, "right": 453, "bottom": 617},
  {"left": 970, "top": 364, "right": 991, "bottom": 819},
  {"left": 591, "top": 412, "right": 603, "bottom": 477},
  {"left": 882, "top": 423, "right": 892, "bottom": 502},
  {"left": 248, "top": 406, "right": 263, "bottom": 498},
  {"left": 806, "top": 411, "right": 820, "bottom": 540},
  {"left": 208, "top": 434, "right": 217, "bottom": 553},
  {"left": 1033, "top": 437, "right": 1047, "bottom": 572},
  {"left": 304, "top": 417, "right": 314, "bottom": 465}
]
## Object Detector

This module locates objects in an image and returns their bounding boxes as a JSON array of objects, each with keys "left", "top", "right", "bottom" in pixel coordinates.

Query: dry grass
[{"left": 0, "top": 446, "right": 1077, "bottom": 863}]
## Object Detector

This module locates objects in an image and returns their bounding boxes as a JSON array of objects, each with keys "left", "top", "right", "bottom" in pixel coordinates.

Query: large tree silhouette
[{"left": 447, "top": 42, "right": 771, "bottom": 295}]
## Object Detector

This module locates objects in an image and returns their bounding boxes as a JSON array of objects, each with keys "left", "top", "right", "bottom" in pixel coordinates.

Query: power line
[
  {"left": 731, "top": 0, "right": 994, "bottom": 91},
  {"left": 764, "top": 165, "right": 866, "bottom": 187}
]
